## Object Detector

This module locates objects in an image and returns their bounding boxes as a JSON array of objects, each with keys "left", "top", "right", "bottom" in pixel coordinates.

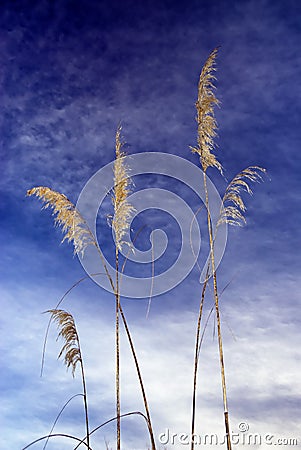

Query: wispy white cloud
[{"left": 2, "top": 261, "right": 300, "bottom": 448}]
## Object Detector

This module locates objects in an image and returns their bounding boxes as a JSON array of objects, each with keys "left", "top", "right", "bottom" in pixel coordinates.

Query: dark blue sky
[{"left": 1, "top": 0, "right": 301, "bottom": 449}]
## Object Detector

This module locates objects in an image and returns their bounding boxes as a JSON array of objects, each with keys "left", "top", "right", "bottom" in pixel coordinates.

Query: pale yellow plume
[
  {"left": 191, "top": 47, "right": 222, "bottom": 173},
  {"left": 218, "top": 166, "right": 266, "bottom": 226},
  {"left": 27, "top": 186, "right": 96, "bottom": 256},
  {"left": 111, "top": 125, "right": 135, "bottom": 251},
  {"left": 46, "top": 309, "right": 81, "bottom": 377}
]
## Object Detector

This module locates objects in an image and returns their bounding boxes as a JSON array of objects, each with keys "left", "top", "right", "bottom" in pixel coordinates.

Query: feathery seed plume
[
  {"left": 27, "top": 186, "right": 96, "bottom": 256},
  {"left": 46, "top": 309, "right": 81, "bottom": 377},
  {"left": 112, "top": 125, "right": 135, "bottom": 251},
  {"left": 191, "top": 47, "right": 222, "bottom": 173},
  {"left": 218, "top": 166, "right": 266, "bottom": 226}
]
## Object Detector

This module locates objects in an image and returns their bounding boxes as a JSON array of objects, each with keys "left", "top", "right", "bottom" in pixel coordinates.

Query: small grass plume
[
  {"left": 47, "top": 309, "right": 81, "bottom": 376},
  {"left": 218, "top": 166, "right": 266, "bottom": 226},
  {"left": 46, "top": 308, "right": 91, "bottom": 449},
  {"left": 27, "top": 187, "right": 96, "bottom": 256}
]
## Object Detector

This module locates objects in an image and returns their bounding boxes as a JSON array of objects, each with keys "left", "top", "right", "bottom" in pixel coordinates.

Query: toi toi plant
[{"left": 25, "top": 48, "right": 265, "bottom": 450}]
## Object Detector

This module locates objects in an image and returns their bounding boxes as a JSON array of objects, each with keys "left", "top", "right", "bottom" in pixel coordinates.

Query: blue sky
[{"left": 1, "top": 0, "right": 301, "bottom": 449}]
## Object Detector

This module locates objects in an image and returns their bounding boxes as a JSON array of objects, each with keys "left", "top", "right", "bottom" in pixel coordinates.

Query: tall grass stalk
[
  {"left": 189, "top": 47, "right": 232, "bottom": 450},
  {"left": 115, "top": 249, "right": 121, "bottom": 450},
  {"left": 111, "top": 124, "right": 135, "bottom": 449},
  {"left": 204, "top": 171, "right": 232, "bottom": 450},
  {"left": 190, "top": 48, "right": 265, "bottom": 450},
  {"left": 27, "top": 126, "right": 157, "bottom": 450}
]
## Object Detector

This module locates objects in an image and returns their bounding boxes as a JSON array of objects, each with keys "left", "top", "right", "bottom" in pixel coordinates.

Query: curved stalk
[
  {"left": 190, "top": 266, "right": 209, "bottom": 450},
  {"left": 73, "top": 411, "right": 150, "bottom": 450},
  {"left": 22, "top": 433, "right": 90, "bottom": 450},
  {"left": 43, "top": 394, "right": 84, "bottom": 450}
]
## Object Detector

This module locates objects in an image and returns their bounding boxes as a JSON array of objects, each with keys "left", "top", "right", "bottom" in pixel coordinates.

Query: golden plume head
[
  {"left": 111, "top": 125, "right": 135, "bottom": 251},
  {"left": 27, "top": 186, "right": 96, "bottom": 256},
  {"left": 218, "top": 166, "right": 266, "bottom": 226},
  {"left": 191, "top": 47, "right": 222, "bottom": 174},
  {"left": 46, "top": 309, "right": 81, "bottom": 377}
]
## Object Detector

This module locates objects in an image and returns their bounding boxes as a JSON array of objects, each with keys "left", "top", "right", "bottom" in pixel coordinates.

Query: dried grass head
[
  {"left": 111, "top": 125, "right": 135, "bottom": 251},
  {"left": 218, "top": 166, "right": 266, "bottom": 226},
  {"left": 27, "top": 186, "right": 96, "bottom": 256},
  {"left": 46, "top": 309, "right": 81, "bottom": 377},
  {"left": 191, "top": 47, "right": 222, "bottom": 174}
]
